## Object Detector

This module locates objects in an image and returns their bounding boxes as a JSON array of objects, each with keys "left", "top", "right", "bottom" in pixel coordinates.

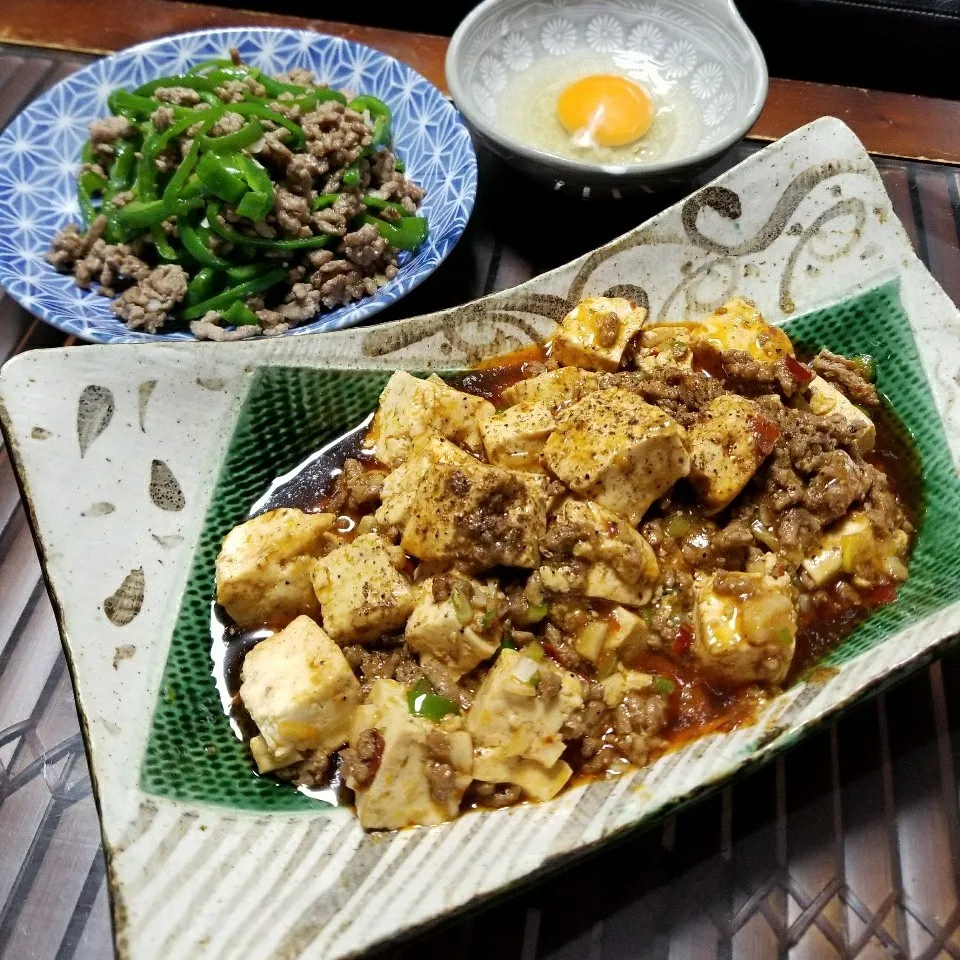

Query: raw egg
[{"left": 556, "top": 74, "right": 655, "bottom": 147}]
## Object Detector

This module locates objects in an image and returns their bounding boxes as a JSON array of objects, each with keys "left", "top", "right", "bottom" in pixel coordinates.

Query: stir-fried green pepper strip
[
  {"left": 134, "top": 74, "right": 217, "bottom": 97},
  {"left": 349, "top": 95, "right": 391, "bottom": 154},
  {"left": 180, "top": 266, "right": 287, "bottom": 320},
  {"left": 180, "top": 220, "right": 234, "bottom": 269},
  {"left": 150, "top": 223, "right": 178, "bottom": 261},
  {"left": 256, "top": 72, "right": 312, "bottom": 99},
  {"left": 198, "top": 117, "right": 263, "bottom": 154},
  {"left": 221, "top": 300, "right": 261, "bottom": 326},
  {"left": 196, "top": 151, "right": 248, "bottom": 204},
  {"left": 342, "top": 163, "right": 361, "bottom": 188},
  {"left": 103, "top": 140, "right": 137, "bottom": 202},
  {"left": 111, "top": 195, "right": 203, "bottom": 234},
  {"left": 185, "top": 266, "right": 222, "bottom": 306},
  {"left": 311, "top": 193, "right": 340, "bottom": 211},
  {"left": 230, "top": 101, "right": 305, "bottom": 147},
  {"left": 362, "top": 194, "right": 408, "bottom": 217},
  {"left": 287, "top": 88, "right": 348, "bottom": 109},
  {"left": 225, "top": 263, "right": 266, "bottom": 283},
  {"left": 233, "top": 154, "right": 274, "bottom": 220},
  {"left": 77, "top": 167, "right": 107, "bottom": 225},
  {"left": 187, "top": 58, "right": 236, "bottom": 75},
  {"left": 107, "top": 89, "right": 157, "bottom": 121},
  {"left": 162, "top": 117, "right": 218, "bottom": 203},
  {"left": 206, "top": 202, "right": 331, "bottom": 249},
  {"left": 361, "top": 213, "right": 428, "bottom": 251}
]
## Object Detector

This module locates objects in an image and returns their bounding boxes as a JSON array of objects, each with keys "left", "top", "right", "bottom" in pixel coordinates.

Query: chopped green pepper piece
[
  {"left": 525, "top": 602, "right": 549, "bottom": 623},
  {"left": 225, "top": 263, "right": 267, "bottom": 283},
  {"left": 162, "top": 116, "right": 218, "bottom": 203},
  {"left": 110, "top": 196, "right": 203, "bottom": 234},
  {"left": 196, "top": 151, "right": 248, "bottom": 204},
  {"left": 199, "top": 117, "right": 263, "bottom": 154},
  {"left": 851, "top": 354, "right": 876, "bottom": 382},
  {"left": 107, "top": 89, "right": 159, "bottom": 121},
  {"left": 664, "top": 512, "right": 691, "bottom": 538},
  {"left": 653, "top": 676, "right": 676, "bottom": 696},
  {"left": 311, "top": 192, "right": 341, "bottom": 211},
  {"left": 180, "top": 266, "right": 287, "bottom": 320},
  {"left": 232, "top": 154, "right": 274, "bottom": 220},
  {"left": 407, "top": 679, "right": 459, "bottom": 721},
  {"left": 221, "top": 300, "right": 262, "bottom": 326},
  {"left": 180, "top": 220, "right": 233, "bottom": 269},
  {"left": 150, "top": 223, "right": 179, "bottom": 261},
  {"left": 342, "top": 163, "right": 361, "bottom": 188},
  {"left": 185, "top": 266, "right": 221, "bottom": 306},
  {"left": 361, "top": 213, "right": 428, "bottom": 252},
  {"left": 231, "top": 101, "right": 305, "bottom": 148},
  {"left": 362, "top": 194, "right": 407, "bottom": 217},
  {"left": 103, "top": 139, "right": 137, "bottom": 202}
]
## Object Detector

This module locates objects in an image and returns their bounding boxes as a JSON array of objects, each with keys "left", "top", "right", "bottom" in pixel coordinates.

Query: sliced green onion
[{"left": 653, "top": 676, "right": 675, "bottom": 696}]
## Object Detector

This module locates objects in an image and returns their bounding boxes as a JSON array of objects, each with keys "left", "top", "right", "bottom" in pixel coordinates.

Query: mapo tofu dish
[{"left": 214, "top": 295, "right": 913, "bottom": 829}]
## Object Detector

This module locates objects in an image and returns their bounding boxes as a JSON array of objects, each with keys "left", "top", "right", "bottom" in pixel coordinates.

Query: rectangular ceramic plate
[{"left": 3, "top": 118, "right": 960, "bottom": 960}]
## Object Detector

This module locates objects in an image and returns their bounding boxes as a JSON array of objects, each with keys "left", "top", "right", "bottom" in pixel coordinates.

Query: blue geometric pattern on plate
[{"left": 0, "top": 28, "right": 477, "bottom": 343}]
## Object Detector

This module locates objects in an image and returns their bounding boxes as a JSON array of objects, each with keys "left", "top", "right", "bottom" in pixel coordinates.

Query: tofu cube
[
  {"left": 347, "top": 679, "right": 473, "bottom": 829},
  {"left": 802, "top": 511, "right": 909, "bottom": 588},
  {"left": 692, "top": 298, "right": 793, "bottom": 363},
  {"left": 800, "top": 375, "right": 876, "bottom": 454},
  {"left": 500, "top": 366, "right": 600, "bottom": 410},
  {"left": 401, "top": 455, "right": 549, "bottom": 569},
  {"left": 239, "top": 616, "right": 362, "bottom": 770},
  {"left": 542, "top": 388, "right": 690, "bottom": 525},
  {"left": 370, "top": 371, "right": 495, "bottom": 467},
  {"left": 479, "top": 401, "right": 555, "bottom": 472},
  {"left": 600, "top": 665, "right": 656, "bottom": 708},
  {"left": 404, "top": 578, "right": 501, "bottom": 678},
  {"left": 693, "top": 572, "right": 797, "bottom": 687},
  {"left": 375, "top": 436, "right": 478, "bottom": 530},
  {"left": 540, "top": 499, "right": 659, "bottom": 607},
  {"left": 216, "top": 508, "right": 337, "bottom": 629},
  {"left": 311, "top": 533, "right": 415, "bottom": 643},
  {"left": 467, "top": 649, "right": 583, "bottom": 800},
  {"left": 549, "top": 296, "right": 647, "bottom": 371},
  {"left": 687, "top": 394, "right": 773, "bottom": 514},
  {"left": 574, "top": 606, "right": 648, "bottom": 663}
]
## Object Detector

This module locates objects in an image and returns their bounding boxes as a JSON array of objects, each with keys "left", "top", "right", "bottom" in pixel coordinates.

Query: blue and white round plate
[{"left": 0, "top": 28, "right": 477, "bottom": 343}]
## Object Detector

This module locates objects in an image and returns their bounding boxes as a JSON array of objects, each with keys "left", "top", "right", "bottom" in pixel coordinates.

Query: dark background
[{"left": 188, "top": 0, "right": 960, "bottom": 100}]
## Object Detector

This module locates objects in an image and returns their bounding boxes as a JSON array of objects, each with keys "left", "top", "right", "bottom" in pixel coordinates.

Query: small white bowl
[{"left": 446, "top": 0, "right": 768, "bottom": 195}]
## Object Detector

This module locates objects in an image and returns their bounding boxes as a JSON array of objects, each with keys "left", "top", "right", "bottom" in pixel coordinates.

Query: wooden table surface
[{"left": 3, "top": 6, "right": 960, "bottom": 960}]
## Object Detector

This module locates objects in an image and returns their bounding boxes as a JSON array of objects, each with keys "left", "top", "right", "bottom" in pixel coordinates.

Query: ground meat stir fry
[
  {"left": 46, "top": 55, "right": 426, "bottom": 338},
  {"left": 217, "top": 295, "right": 914, "bottom": 830}
]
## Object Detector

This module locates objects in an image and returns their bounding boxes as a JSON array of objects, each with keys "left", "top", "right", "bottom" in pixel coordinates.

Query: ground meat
[
  {"left": 214, "top": 77, "right": 267, "bottom": 103},
  {"left": 289, "top": 748, "right": 330, "bottom": 789},
  {"left": 88, "top": 115, "right": 132, "bottom": 159},
  {"left": 543, "top": 624, "right": 583, "bottom": 672},
  {"left": 596, "top": 312, "right": 620, "bottom": 348},
  {"left": 368, "top": 148, "right": 426, "bottom": 210},
  {"left": 189, "top": 315, "right": 261, "bottom": 341},
  {"left": 802, "top": 449, "right": 870, "bottom": 523},
  {"left": 537, "top": 671, "right": 562, "bottom": 700},
  {"left": 285, "top": 153, "right": 324, "bottom": 196},
  {"left": 45, "top": 215, "right": 107, "bottom": 270},
  {"left": 208, "top": 111, "right": 245, "bottom": 138},
  {"left": 154, "top": 86, "right": 202, "bottom": 106},
  {"left": 811, "top": 349, "right": 880, "bottom": 407},
  {"left": 423, "top": 729, "right": 458, "bottom": 804},
  {"left": 274, "top": 187, "right": 313, "bottom": 239},
  {"left": 342, "top": 222, "right": 388, "bottom": 267},
  {"left": 777, "top": 506, "right": 821, "bottom": 554},
  {"left": 604, "top": 368, "right": 724, "bottom": 427},
  {"left": 468, "top": 781, "right": 522, "bottom": 808},
  {"left": 340, "top": 458, "right": 387, "bottom": 511},
  {"left": 74, "top": 239, "right": 150, "bottom": 294},
  {"left": 275, "top": 67, "right": 316, "bottom": 86},
  {"left": 150, "top": 106, "right": 175, "bottom": 130},
  {"left": 112, "top": 264, "right": 188, "bottom": 333},
  {"left": 255, "top": 130, "right": 295, "bottom": 170},
  {"left": 339, "top": 728, "right": 384, "bottom": 789},
  {"left": 308, "top": 257, "right": 390, "bottom": 310},
  {"left": 353, "top": 644, "right": 421, "bottom": 697},
  {"left": 302, "top": 102, "right": 372, "bottom": 168},
  {"left": 681, "top": 521, "right": 754, "bottom": 569},
  {"left": 692, "top": 343, "right": 805, "bottom": 398}
]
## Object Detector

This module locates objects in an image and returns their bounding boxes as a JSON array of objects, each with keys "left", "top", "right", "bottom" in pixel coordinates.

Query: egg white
[{"left": 496, "top": 53, "right": 702, "bottom": 166}]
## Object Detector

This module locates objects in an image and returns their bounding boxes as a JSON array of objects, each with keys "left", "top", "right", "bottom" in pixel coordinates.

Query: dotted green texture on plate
[
  {"left": 140, "top": 280, "right": 960, "bottom": 811},
  {"left": 141, "top": 368, "right": 392, "bottom": 810}
]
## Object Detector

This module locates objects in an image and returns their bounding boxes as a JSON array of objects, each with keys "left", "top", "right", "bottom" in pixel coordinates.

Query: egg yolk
[{"left": 556, "top": 74, "right": 655, "bottom": 148}]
